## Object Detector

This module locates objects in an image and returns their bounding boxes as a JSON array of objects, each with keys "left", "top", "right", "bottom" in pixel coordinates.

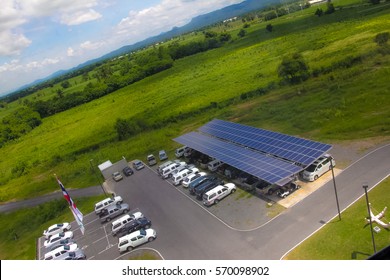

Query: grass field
[
  {"left": 0, "top": 1, "right": 389, "bottom": 203},
  {"left": 284, "top": 176, "right": 390, "bottom": 260}
]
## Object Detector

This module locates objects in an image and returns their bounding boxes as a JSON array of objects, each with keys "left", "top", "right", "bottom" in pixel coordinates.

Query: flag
[{"left": 55, "top": 175, "right": 85, "bottom": 235}]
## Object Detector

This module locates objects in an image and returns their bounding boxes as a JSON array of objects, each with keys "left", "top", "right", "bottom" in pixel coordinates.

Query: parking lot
[
  {"left": 38, "top": 160, "right": 293, "bottom": 260},
  {"left": 38, "top": 148, "right": 345, "bottom": 260}
]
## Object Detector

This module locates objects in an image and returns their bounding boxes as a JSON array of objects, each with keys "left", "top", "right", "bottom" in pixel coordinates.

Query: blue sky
[{"left": 0, "top": 0, "right": 243, "bottom": 96}]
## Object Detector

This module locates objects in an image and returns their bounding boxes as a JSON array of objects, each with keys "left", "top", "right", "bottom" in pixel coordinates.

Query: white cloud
[
  {"left": 60, "top": 9, "right": 102, "bottom": 26},
  {"left": 0, "top": 31, "right": 31, "bottom": 56},
  {"left": 0, "top": 56, "right": 60, "bottom": 73},
  {"left": 115, "top": 0, "right": 242, "bottom": 40},
  {"left": 80, "top": 40, "right": 104, "bottom": 50},
  {"left": 67, "top": 47, "right": 75, "bottom": 57}
]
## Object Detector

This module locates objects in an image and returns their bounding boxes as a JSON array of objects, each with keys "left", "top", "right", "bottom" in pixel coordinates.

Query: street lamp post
[
  {"left": 90, "top": 159, "right": 108, "bottom": 197},
  {"left": 330, "top": 158, "right": 341, "bottom": 220},
  {"left": 363, "top": 184, "right": 376, "bottom": 253}
]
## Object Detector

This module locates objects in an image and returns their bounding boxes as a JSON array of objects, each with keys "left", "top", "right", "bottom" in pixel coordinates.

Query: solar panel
[
  {"left": 199, "top": 119, "right": 332, "bottom": 166},
  {"left": 174, "top": 132, "right": 302, "bottom": 185}
]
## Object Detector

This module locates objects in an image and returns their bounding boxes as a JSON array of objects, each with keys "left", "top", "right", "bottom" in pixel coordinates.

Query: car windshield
[
  {"left": 63, "top": 245, "right": 70, "bottom": 250},
  {"left": 140, "top": 229, "right": 146, "bottom": 236},
  {"left": 306, "top": 164, "right": 316, "bottom": 172},
  {"left": 59, "top": 232, "right": 64, "bottom": 237}
]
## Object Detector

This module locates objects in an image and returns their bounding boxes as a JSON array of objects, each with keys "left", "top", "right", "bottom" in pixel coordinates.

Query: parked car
[
  {"left": 188, "top": 175, "right": 214, "bottom": 195},
  {"left": 43, "top": 223, "right": 71, "bottom": 239},
  {"left": 159, "top": 150, "right": 168, "bottom": 161},
  {"left": 160, "top": 162, "right": 186, "bottom": 179},
  {"left": 44, "top": 231, "right": 74, "bottom": 248},
  {"left": 203, "top": 183, "right": 236, "bottom": 206},
  {"left": 302, "top": 154, "right": 335, "bottom": 181},
  {"left": 118, "top": 228, "right": 157, "bottom": 253},
  {"left": 277, "top": 187, "right": 290, "bottom": 198},
  {"left": 112, "top": 171, "right": 123, "bottom": 182},
  {"left": 94, "top": 196, "right": 123, "bottom": 215},
  {"left": 111, "top": 211, "right": 144, "bottom": 236},
  {"left": 175, "top": 146, "right": 187, "bottom": 158},
  {"left": 224, "top": 166, "right": 240, "bottom": 179},
  {"left": 194, "top": 177, "right": 224, "bottom": 200},
  {"left": 123, "top": 166, "right": 134, "bottom": 176},
  {"left": 182, "top": 172, "right": 207, "bottom": 188},
  {"left": 46, "top": 238, "right": 75, "bottom": 253},
  {"left": 157, "top": 160, "right": 174, "bottom": 174},
  {"left": 208, "top": 159, "right": 223, "bottom": 172},
  {"left": 99, "top": 203, "right": 130, "bottom": 223},
  {"left": 44, "top": 243, "right": 78, "bottom": 260},
  {"left": 132, "top": 160, "right": 145, "bottom": 170},
  {"left": 146, "top": 154, "right": 157, "bottom": 166},
  {"left": 116, "top": 217, "right": 152, "bottom": 238},
  {"left": 171, "top": 168, "right": 194, "bottom": 186},
  {"left": 55, "top": 249, "right": 86, "bottom": 260}
]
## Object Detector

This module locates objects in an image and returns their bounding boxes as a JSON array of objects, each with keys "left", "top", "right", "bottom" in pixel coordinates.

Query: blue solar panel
[
  {"left": 199, "top": 119, "right": 332, "bottom": 166},
  {"left": 174, "top": 132, "right": 302, "bottom": 185}
]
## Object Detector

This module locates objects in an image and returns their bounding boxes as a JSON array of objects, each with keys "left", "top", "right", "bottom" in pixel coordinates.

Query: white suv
[
  {"left": 302, "top": 154, "right": 336, "bottom": 181},
  {"left": 118, "top": 228, "right": 157, "bottom": 253}
]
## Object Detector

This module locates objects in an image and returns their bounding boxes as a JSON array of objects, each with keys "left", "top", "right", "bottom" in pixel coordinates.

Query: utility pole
[{"left": 363, "top": 184, "right": 376, "bottom": 253}]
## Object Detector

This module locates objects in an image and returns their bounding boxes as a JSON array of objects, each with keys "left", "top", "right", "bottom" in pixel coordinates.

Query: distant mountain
[
  {"left": 100, "top": 0, "right": 277, "bottom": 60},
  {"left": 5, "top": 0, "right": 277, "bottom": 98}
]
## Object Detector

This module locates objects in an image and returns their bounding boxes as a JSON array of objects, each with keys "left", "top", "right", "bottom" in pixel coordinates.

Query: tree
[
  {"left": 56, "top": 88, "right": 64, "bottom": 98},
  {"left": 325, "top": 2, "right": 335, "bottom": 14},
  {"left": 278, "top": 53, "right": 310, "bottom": 84},
  {"left": 238, "top": 29, "right": 247, "bottom": 38},
  {"left": 315, "top": 8, "right": 324, "bottom": 17},
  {"left": 61, "top": 80, "right": 70, "bottom": 89},
  {"left": 266, "top": 24, "right": 273, "bottom": 32},
  {"left": 374, "top": 32, "right": 389, "bottom": 46}
]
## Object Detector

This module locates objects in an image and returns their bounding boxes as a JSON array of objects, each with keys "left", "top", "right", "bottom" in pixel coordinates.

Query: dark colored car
[
  {"left": 123, "top": 166, "right": 134, "bottom": 176},
  {"left": 116, "top": 217, "right": 152, "bottom": 238},
  {"left": 188, "top": 175, "right": 214, "bottom": 195},
  {"left": 195, "top": 178, "right": 224, "bottom": 200}
]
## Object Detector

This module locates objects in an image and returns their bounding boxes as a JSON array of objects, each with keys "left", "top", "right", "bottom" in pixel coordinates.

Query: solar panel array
[
  {"left": 174, "top": 132, "right": 302, "bottom": 185},
  {"left": 199, "top": 119, "right": 332, "bottom": 166}
]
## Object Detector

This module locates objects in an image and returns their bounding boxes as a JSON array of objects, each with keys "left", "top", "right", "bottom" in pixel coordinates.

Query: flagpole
[{"left": 55, "top": 174, "right": 85, "bottom": 235}]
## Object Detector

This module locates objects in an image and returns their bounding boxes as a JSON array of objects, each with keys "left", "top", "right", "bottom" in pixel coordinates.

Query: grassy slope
[
  {"left": 285, "top": 177, "right": 390, "bottom": 260},
  {"left": 0, "top": 2, "right": 389, "bottom": 202}
]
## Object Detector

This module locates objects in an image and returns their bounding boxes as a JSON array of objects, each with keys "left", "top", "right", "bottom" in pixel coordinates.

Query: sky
[{"left": 0, "top": 0, "right": 244, "bottom": 96}]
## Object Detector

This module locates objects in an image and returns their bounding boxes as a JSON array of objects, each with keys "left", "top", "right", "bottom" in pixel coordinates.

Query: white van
[
  {"left": 94, "top": 196, "right": 123, "bottom": 215},
  {"left": 171, "top": 169, "right": 193, "bottom": 186},
  {"left": 175, "top": 146, "right": 187, "bottom": 158},
  {"left": 302, "top": 154, "right": 336, "bottom": 181},
  {"left": 207, "top": 159, "right": 223, "bottom": 172},
  {"left": 203, "top": 183, "right": 236, "bottom": 206},
  {"left": 111, "top": 211, "right": 144, "bottom": 236},
  {"left": 161, "top": 162, "right": 185, "bottom": 179}
]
